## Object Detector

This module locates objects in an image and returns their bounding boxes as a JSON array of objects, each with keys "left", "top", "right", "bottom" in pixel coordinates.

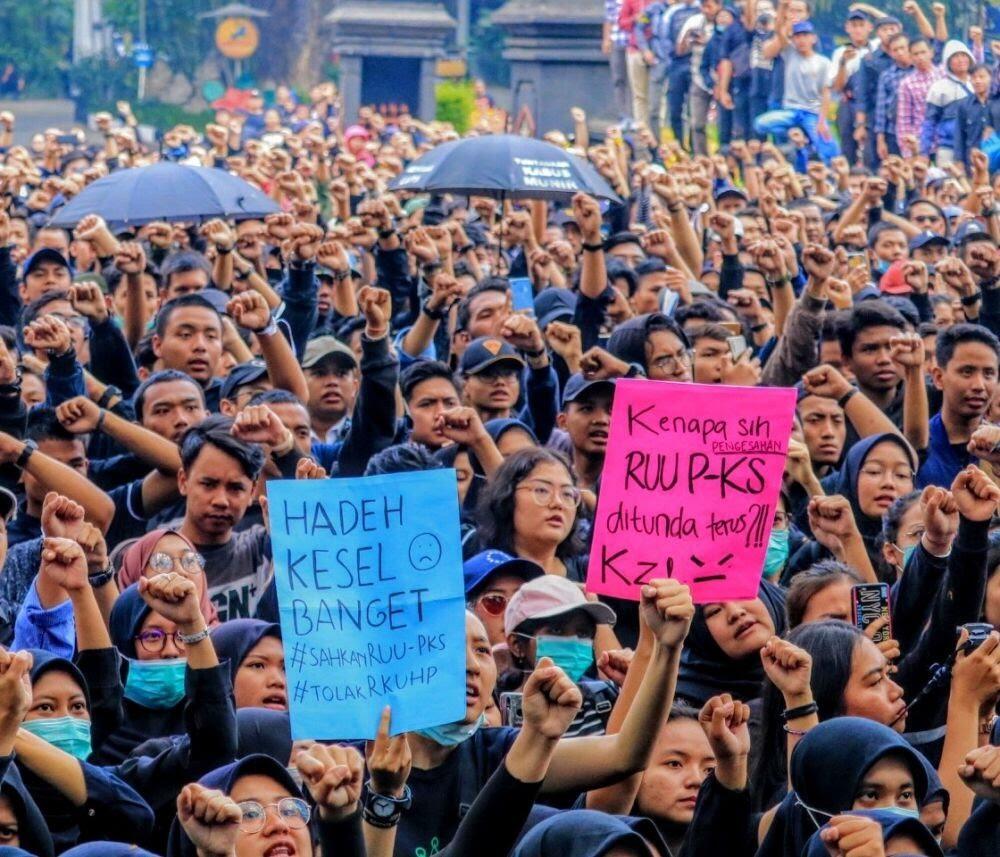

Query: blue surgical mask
[
  {"left": 535, "top": 635, "right": 594, "bottom": 683},
  {"left": 898, "top": 542, "right": 918, "bottom": 571},
  {"left": 124, "top": 658, "right": 187, "bottom": 709},
  {"left": 21, "top": 716, "right": 92, "bottom": 760},
  {"left": 879, "top": 806, "right": 921, "bottom": 820},
  {"left": 415, "top": 713, "right": 487, "bottom": 747},
  {"left": 875, "top": 258, "right": 892, "bottom": 275},
  {"left": 763, "top": 529, "right": 789, "bottom": 579}
]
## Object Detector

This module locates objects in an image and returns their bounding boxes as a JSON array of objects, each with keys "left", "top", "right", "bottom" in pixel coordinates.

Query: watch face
[{"left": 373, "top": 797, "right": 396, "bottom": 817}]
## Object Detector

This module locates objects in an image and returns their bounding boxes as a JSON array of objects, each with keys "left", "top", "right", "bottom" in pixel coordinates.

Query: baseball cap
[
  {"left": 534, "top": 288, "right": 577, "bottom": 330},
  {"left": 878, "top": 259, "right": 911, "bottom": 295},
  {"left": 0, "top": 487, "right": 17, "bottom": 523},
  {"left": 73, "top": 272, "right": 108, "bottom": 294},
  {"left": 504, "top": 575, "right": 616, "bottom": 636},
  {"left": 199, "top": 287, "right": 231, "bottom": 315},
  {"left": 875, "top": 14, "right": 901, "bottom": 28},
  {"left": 953, "top": 220, "right": 994, "bottom": 246},
  {"left": 791, "top": 20, "right": 815, "bottom": 35},
  {"left": 221, "top": 360, "right": 269, "bottom": 401},
  {"left": 460, "top": 337, "right": 525, "bottom": 375},
  {"left": 847, "top": 8, "right": 869, "bottom": 20},
  {"left": 713, "top": 185, "right": 749, "bottom": 203},
  {"left": 908, "top": 231, "right": 950, "bottom": 251},
  {"left": 463, "top": 550, "right": 544, "bottom": 596},
  {"left": 22, "top": 248, "right": 70, "bottom": 279},
  {"left": 562, "top": 373, "right": 615, "bottom": 407},
  {"left": 301, "top": 335, "right": 358, "bottom": 369}
]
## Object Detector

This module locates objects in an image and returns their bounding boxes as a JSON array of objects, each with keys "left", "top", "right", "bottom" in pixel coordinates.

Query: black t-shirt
[{"left": 395, "top": 727, "right": 518, "bottom": 857}]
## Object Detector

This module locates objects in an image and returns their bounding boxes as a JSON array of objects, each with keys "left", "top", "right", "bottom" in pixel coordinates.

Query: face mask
[
  {"left": 878, "top": 806, "right": 920, "bottom": 820},
  {"left": 925, "top": 263, "right": 936, "bottom": 277},
  {"left": 874, "top": 258, "right": 892, "bottom": 275},
  {"left": 21, "top": 716, "right": 92, "bottom": 760},
  {"left": 763, "top": 529, "right": 789, "bottom": 579},
  {"left": 415, "top": 713, "right": 487, "bottom": 747},
  {"left": 124, "top": 658, "right": 187, "bottom": 709},
  {"left": 535, "top": 635, "right": 594, "bottom": 683},
  {"left": 896, "top": 542, "right": 918, "bottom": 572}
]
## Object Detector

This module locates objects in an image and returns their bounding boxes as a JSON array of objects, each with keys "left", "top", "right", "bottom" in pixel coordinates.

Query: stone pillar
[
  {"left": 492, "top": 0, "right": 611, "bottom": 133},
  {"left": 325, "top": 0, "right": 456, "bottom": 122}
]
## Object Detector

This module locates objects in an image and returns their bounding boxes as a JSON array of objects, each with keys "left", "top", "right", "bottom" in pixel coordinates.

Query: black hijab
[
  {"left": 0, "top": 763, "right": 53, "bottom": 857},
  {"left": 236, "top": 708, "right": 293, "bottom": 763},
  {"left": 675, "top": 580, "right": 787, "bottom": 706},
  {"left": 209, "top": 619, "right": 281, "bottom": 688},
  {"left": 804, "top": 808, "right": 943, "bottom": 857},
  {"left": 512, "top": 809, "right": 667, "bottom": 857},
  {"left": 108, "top": 583, "right": 152, "bottom": 659}
]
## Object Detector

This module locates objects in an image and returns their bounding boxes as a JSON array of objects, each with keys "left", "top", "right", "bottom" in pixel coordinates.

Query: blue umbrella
[
  {"left": 389, "top": 134, "right": 620, "bottom": 203},
  {"left": 48, "top": 162, "right": 280, "bottom": 229}
]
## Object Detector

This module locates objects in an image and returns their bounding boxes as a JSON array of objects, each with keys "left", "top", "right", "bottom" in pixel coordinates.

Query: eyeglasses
[
  {"left": 859, "top": 465, "right": 914, "bottom": 483},
  {"left": 472, "top": 593, "right": 508, "bottom": 616},
  {"left": 237, "top": 798, "right": 311, "bottom": 834},
  {"left": 650, "top": 351, "right": 693, "bottom": 373},
  {"left": 147, "top": 550, "right": 205, "bottom": 576},
  {"left": 134, "top": 629, "right": 186, "bottom": 654},
  {"left": 50, "top": 313, "right": 89, "bottom": 332},
  {"left": 517, "top": 481, "right": 582, "bottom": 509}
]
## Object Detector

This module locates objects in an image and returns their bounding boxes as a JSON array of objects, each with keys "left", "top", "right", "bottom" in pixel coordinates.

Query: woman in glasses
[
  {"left": 116, "top": 528, "right": 219, "bottom": 626},
  {"left": 476, "top": 448, "right": 587, "bottom": 580}
]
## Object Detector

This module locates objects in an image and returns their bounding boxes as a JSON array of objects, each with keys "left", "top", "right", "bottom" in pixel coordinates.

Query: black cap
[
  {"left": 460, "top": 337, "right": 525, "bottom": 375},
  {"left": 534, "top": 288, "right": 577, "bottom": 329},
  {"left": 221, "top": 360, "right": 268, "bottom": 401},
  {"left": 22, "top": 248, "right": 70, "bottom": 279},
  {"left": 562, "top": 373, "right": 615, "bottom": 407}
]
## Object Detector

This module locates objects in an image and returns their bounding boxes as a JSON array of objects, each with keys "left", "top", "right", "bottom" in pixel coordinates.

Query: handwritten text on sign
[
  {"left": 268, "top": 471, "right": 466, "bottom": 740},
  {"left": 586, "top": 381, "right": 795, "bottom": 603}
]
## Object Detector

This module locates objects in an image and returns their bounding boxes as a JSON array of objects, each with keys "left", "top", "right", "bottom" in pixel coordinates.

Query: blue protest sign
[{"left": 267, "top": 470, "right": 467, "bottom": 740}]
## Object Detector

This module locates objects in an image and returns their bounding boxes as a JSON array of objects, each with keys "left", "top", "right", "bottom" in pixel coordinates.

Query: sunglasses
[{"left": 472, "top": 592, "right": 508, "bottom": 616}]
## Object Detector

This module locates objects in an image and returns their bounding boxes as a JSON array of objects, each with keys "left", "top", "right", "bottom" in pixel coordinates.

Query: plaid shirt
[
  {"left": 874, "top": 64, "right": 911, "bottom": 136},
  {"left": 898, "top": 65, "right": 946, "bottom": 155},
  {"left": 605, "top": 0, "right": 628, "bottom": 47}
]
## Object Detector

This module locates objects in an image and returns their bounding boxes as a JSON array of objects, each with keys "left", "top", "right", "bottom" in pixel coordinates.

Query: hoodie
[{"left": 920, "top": 40, "right": 975, "bottom": 153}]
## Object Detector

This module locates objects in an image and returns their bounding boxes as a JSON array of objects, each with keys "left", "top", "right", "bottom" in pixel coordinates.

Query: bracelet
[
  {"left": 750, "top": 322, "right": 770, "bottom": 333},
  {"left": 457, "top": 243, "right": 474, "bottom": 255},
  {"left": 178, "top": 626, "right": 210, "bottom": 645},
  {"left": 217, "top": 245, "right": 234, "bottom": 255},
  {"left": 523, "top": 346, "right": 546, "bottom": 359},
  {"left": 363, "top": 806, "right": 401, "bottom": 829},
  {"left": 95, "top": 409, "right": 107, "bottom": 434},
  {"left": 781, "top": 701, "right": 819, "bottom": 722},
  {"left": 378, "top": 228, "right": 396, "bottom": 240},
  {"left": 836, "top": 388, "right": 858, "bottom": 409},
  {"left": 582, "top": 241, "right": 604, "bottom": 253},
  {"left": 962, "top": 291, "right": 983, "bottom": 306},
  {"left": 421, "top": 299, "right": 448, "bottom": 321},
  {"left": 234, "top": 268, "right": 251, "bottom": 281},
  {"left": 97, "top": 385, "right": 121, "bottom": 409},
  {"left": 15, "top": 439, "right": 36, "bottom": 470},
  {"left": 88, "top": 567, "right": 115, "bottom": 588},
  {"left": 256, "top": 317, "right": 279, "bottom": 337},
  {"left": 667, "top": 203, "right": 684, "bottom": 213},
  {"left": 782, "top": 724, "right": 811, "bottom": 736}
]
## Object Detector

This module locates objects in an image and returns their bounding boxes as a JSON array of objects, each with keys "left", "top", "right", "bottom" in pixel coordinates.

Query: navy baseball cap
[
  {"left": 875, "top": 15, "right": 901, "bottom": 28},
  {"left": 953, "top": 220, "right": 994, "bottom": 246},
  {"left": 792, "top": 20, "right": 815, "bottom": 35},
  {"left": 22, "top": 247, "right": 70, "bottom": 279},
  {"left": 221, "top": 360, "right": 269, "bottom": 401},
  {"left": 713, "top": 185, "right": 749, "bottom": 202},
  {"left": 460, "top": 337, "right": 525, "bottom": 375},
  {"left": 908, "top": 231, "right": 950, "bottom": 251},
  {"left": 847, "top": 8, "right": 869, "bottom": 20},
  {"left": 463, "top": 549, "right": 544, "bottom": 596},
  {"left": 562, "top": 373, "right": 615, "bottom": 407},
  {"left": 535, "top": 288, "right": 577, "bottom": 329}
]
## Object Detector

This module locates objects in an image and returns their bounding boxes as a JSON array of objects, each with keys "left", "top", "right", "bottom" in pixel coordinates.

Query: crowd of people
[{"left": 3, "top": 9, "right": 1000, "bottom": 851}]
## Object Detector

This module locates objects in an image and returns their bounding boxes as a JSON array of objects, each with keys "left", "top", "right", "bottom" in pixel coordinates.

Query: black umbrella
[{"left": 389, "top": 134, "right": 620, "bottom": 203}]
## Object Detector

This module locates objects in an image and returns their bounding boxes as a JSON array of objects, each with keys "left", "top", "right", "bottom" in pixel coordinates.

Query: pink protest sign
[{"left": 586, "top": 380, "right": 796, "bottom": 603}]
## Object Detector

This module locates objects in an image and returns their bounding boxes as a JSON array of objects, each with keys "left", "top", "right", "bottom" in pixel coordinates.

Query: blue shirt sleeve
[{"left": 12, "top": 578, "right": 75, "bottom": 658}]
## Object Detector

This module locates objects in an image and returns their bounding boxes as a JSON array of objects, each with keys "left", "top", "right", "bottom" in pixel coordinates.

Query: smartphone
[
  {"left": 56, "top": 134, "right": 78, "bottom": 145},
  {"left": 499, "top": 692, "right": 524, "bottom": 727},
  {"left": 719, "top": 321, "right": 743, "bottom": 336},
  {"left": 509, "top": 277, "right": 535, "bottom": 317},
  {"left": 847, "top": 252, "right": 867, "bottom": 271},
  {"left": 727, "top": 335, "right": 748, "bottom": 362},
  {"left": 852, "top": 583, "right": 891, "bottom": 644},
  {"left": 660, "top": 287, "right": 680, "bottom": 316}
]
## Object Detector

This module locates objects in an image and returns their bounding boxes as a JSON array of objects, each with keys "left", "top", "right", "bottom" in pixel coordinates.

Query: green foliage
[
  {"left": 436, "top": 79, "right": 476, "bottom": 133},
  {"left": 104, "top": 0, "right": 216, "bottom": 78},
  {"left": 127, "top": 101, "right": 215, "bottom": 130},
  {"left": 0, "top": 0, "right": 75, "bottom": 96}
]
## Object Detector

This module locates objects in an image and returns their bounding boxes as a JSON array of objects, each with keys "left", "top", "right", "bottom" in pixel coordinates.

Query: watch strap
[
  {"left": 97, "top": 385, "right": 122, "bottom": 408},
  {"left": 178, "top": 626, "right": 211, "bottom": 645},
  {"left": 88, "top": 567, "right": 115, "bottom": 588},
  {"left": 15, "top": 439, "right": 36, "bottom": 470}
]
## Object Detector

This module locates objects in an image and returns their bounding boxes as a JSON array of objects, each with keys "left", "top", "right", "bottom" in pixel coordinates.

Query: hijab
[
  {"left": 108, "top": 583, "right": 153, "bottom": 660},
  {"left": 0, "top": 763, "right": 53, "bottom": 857},
  {"left": 803, "top": 808, "right": 943, "bottom": 857},
  {"left": 117, "top": 529, "right": 217, "bottom": 626},
  {"left": 62, "top": 845, "right": 160, "bottom": 857},
  {"left": 758, "top": 717, "right": 930, "bottom": 857},
  {"left": 675, "top": 580, "right": 787, "bottom": 706},
  {"left": 166, "top": 754, "right": 305, "bottom": 857},
  {"left": 834, "top": 433, "right": 916, "bottom": 553},
  {"left": 512, "top": 810, "right": 667, "bottom": 857},
  {"left": 26, "top": 649, "right": 90, "bottom": 709},
  {"left": 236, "top": 708, "right": 292, "bottom": 763},
  {"left": 210, "top": 619, "right": 281, "bottom": 688}
]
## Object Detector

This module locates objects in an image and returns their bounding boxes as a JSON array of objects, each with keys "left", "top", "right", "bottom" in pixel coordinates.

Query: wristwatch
[
  {"left": 88, "top": 567, "right": 115, "bottom": 589},
  {"left": 362, "top": 783, "right": 412, "bottom": 829},
  {"left": 178, "top": 626, "right": 211, "bottom": 645},
  {"left": 97, "top": 385, "right": 122, "bottom": 408},
  {"left": 15, "top": 439, "right": 36, "bottom": 470}
]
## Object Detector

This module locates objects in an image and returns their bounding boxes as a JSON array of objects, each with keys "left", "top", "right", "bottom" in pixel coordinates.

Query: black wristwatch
[
  {"left": 88, "top": 567, "right": 115, "bottom": 588},
  {"left": 362, "top": 782, "right": 412, "bottom": 829},
  {"left": 421, "top": 299, "right": 448, "bottom": 321},
  {"left": 15, "top": 439, "right": 36, "bottom": 470},
  {"left": 961, "top": 291, "right": 982, "bottom": 306},
  {"left": 97, "top": 385, "right": 122, "bottom": 408}
]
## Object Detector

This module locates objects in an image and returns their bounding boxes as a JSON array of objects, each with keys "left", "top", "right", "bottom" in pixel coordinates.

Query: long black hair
[
  {"left": 475, "top": 447, "right": 585, "bottom": 560},
  {"left": 750, "top": 620, "right": 864, "bottom": 812}
]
